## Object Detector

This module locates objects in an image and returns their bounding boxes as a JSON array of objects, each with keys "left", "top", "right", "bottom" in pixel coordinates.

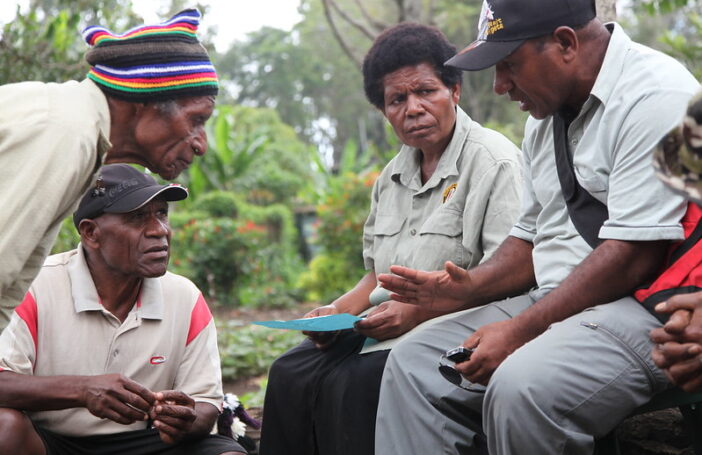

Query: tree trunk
[{"left": 596, "top": 0, "right": 617, "bottom": 22}]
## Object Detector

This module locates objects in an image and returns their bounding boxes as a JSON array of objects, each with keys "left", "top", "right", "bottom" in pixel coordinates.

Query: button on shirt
[
  {"left": 0, "top": 79, "right": 111, "bottom": 330},
  {"left": 510, "top": 23, "right": 701, "bottom": 290},
  {"left": 0, "top": 247, "right": 223, "bottom": 436},
  {"left": 363, "top": 107, "right": 522, "bottom": 276}
]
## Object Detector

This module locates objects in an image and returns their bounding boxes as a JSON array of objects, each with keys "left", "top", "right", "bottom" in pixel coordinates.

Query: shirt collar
[
  {"left": 589, "top": 23, "right": 628, "bottom": 107},
  {"left": 390, "top": 106, "right": 472, "bottom": 190},
  {"left": 68, "top": 245, "right": 164, "bottom": 320}
]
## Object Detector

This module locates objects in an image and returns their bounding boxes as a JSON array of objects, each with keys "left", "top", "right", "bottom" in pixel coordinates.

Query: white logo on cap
[{"left": 477, "top": 1, "right": 504, "bottom": 39}]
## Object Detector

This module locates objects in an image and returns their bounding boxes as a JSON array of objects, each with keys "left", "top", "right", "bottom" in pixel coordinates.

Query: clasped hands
[
  {"left": 651, "top": 292, "right": 702, "bottom": 392},
  {"left": 83, "top": 374, "right": 196, "bottom": 444}
]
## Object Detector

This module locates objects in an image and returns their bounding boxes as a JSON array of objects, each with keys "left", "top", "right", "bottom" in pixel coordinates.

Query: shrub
[
  {"left": 170, "top": 191, "right": 304, "bottom": 308},
  {"left": 298, "top": 169, "right": 379, "bottom": 303}
]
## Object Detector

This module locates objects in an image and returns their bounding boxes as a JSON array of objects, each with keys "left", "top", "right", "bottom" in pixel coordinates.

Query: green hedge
[{"left": 170, "top": 191, "right": 304, "bottom": 308}]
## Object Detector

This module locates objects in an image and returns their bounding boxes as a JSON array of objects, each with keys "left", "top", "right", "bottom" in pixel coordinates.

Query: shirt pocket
[
  {"left": 416, "top": 209, "right": 464, "bottom": 269},
  {"left": 574, "top": 166, "right": 607, "bottom": 194},
  {"left": 371, "top": 215, "right": 406, "bottom": 273}
]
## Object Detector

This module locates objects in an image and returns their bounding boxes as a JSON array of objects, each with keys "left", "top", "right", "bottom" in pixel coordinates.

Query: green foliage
[
  {"left": 639, "top": 0, "right": 696, "bottom": 14},
  {"left": 0, "top": 1, "right": 141, "bottom": 84},
  {"left": 179, "top": 104, "right": 317, "bottom": 206},
  {"left": 298, "top": 168, "right": 378, "bottom": 303},
  {"left": 659, "top": 14, "right": 702, "bottom": 78},
  {"left": 50, "top": 217, "right": 80, "bottom": 254},
  {"left": 170, "top": 191, "right": 304, "bottom": 308},
  {"left": 217, "top": 319, "right": 302, "bottom": 382},
  {"left": 240, "top": 378, "right": 268, "bottom": 408},
  {"left": 483, "top": 119, "right": 528, "bottom": 148}
]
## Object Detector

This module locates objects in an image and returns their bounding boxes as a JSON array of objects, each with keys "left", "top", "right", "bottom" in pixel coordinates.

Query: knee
[
  {"left": 0, "top": 408, "right": 38, "bottom": 451},
  {"left": 484, "top": 352, "right": 547, "bottom": 415}
]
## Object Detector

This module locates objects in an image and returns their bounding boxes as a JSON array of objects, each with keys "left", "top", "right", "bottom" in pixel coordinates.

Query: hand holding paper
[{"left": 252, "top": 313, "right": 363, "bottom": 331}]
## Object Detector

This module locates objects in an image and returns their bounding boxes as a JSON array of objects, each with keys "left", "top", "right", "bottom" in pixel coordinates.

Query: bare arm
[
  {"left": 510, "top": 239, "right": 667, "bottom": 340},
  {"left": 457, "top": 239, "right": 668, "bottom": 384},
  {"left": 0, "top": 371, "right": 155, "bottom": 424},
  {"left": 330, "top": 271, "right": 378, "bottom": 314},
  {"left": 378, "top": 236, "right": 536, "bottom": 312}
]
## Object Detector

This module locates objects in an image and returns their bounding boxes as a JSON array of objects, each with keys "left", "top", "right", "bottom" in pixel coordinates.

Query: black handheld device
[{"left": 445, "top": 346, "right": 473, "bottom": 363}]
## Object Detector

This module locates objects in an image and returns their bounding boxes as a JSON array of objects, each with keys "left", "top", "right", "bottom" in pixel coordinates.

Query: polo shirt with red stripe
[{"left": 0, "top": 247, "right": 223, "bottom": 436}]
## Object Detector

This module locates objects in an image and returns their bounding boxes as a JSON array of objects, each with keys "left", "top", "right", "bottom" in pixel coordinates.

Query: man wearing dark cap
[
  {"left": 0, "top": 164, "right": 245, "bottom": 455},
  {"left": 0, "top": 8, "right": 218, "bottom": 331},
  {"left": 374, "top": 1, "right": 700, "bottom": 453}
]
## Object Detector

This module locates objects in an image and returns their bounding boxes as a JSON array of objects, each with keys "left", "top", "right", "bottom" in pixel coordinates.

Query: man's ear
[
  {"left": 78, "top": 219, "right": 100, "bottom": 249},
  {"left": 552, "top": 26, "right": 579, "bottom": 63}
]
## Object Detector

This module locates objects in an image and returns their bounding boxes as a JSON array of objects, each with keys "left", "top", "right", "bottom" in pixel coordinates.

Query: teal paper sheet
[{"left": 252, "top": 313, "right": 363, "bottom": 331}]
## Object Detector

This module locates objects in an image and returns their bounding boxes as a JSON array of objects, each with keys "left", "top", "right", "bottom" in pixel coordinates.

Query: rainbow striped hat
[{"left": 83, "top": 8, "right": 218, "bottom": 102}]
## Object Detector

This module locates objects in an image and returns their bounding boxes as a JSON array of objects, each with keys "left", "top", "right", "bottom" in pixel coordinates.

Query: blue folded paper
[{"left": 252, "top": 313, "right": 362, "bottom": 331}]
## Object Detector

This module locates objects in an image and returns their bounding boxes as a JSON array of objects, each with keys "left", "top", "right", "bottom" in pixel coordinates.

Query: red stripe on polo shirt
[
  {"left": 186, "top": 294, "right": 212, "bottom": 346},
  {"left": 16, "top": 292, "right": 38, "bottom": 353}
]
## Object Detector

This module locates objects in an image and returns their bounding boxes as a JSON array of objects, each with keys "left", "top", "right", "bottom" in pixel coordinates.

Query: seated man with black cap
[
  {"left": 0, "top": 8, "right": 219, "bottom": 332},
  {"left": 0, "top": 164, "right": 245, "bottom": 455},
  {"left": 374, "top": 0, "right": 700, "bottom": 454}
]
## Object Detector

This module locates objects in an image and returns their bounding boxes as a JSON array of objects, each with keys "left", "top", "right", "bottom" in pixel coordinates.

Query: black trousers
[
  {"left": 35, "top": 427, "right": 245, "bottom": 455},
  {"left": 259, "top": 330, "right": 390, "bottom": 455}
]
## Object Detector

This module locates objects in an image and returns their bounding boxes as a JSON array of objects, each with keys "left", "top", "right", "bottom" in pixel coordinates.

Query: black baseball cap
[
  {"left": 445, "top": 0, "right": 596, "bottom": 71},
  {"left": 73, "top": 164, "right": 188, "bottom": 228}
]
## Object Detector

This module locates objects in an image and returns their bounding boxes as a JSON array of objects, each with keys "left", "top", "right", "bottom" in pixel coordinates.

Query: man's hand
[
  {"left": 650, "top": 292, "right": 702, "bottom": 392},
  {"left": 81, "top": 374, "right": 155, "bottom": 425},
  {"left": 653, "top": 292, "right": 702, "bottom": 341},
  {"left": 302, "top": 305, "right": 340, "bottom": 350},
  {"left": 149, "top": 390, "right": 197, "bottom": 444},
  {"left": 355, "top": 301, "right": 425, "bottom": 341},
  {"left": 377, "top": 261, "right": 473, "bottom": 311},
  {"left": 454, "top": 319, "right": 530, "bottom": 385}
]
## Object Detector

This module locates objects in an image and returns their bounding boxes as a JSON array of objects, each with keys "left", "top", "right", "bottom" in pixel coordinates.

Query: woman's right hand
[{"left": 302, "top": 305, "right": 341, "bottom": 350}]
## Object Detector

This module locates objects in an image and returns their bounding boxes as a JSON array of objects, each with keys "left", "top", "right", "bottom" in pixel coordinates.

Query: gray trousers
[{"left": 375, "top": 294, "right": 670, "bottom": 455}]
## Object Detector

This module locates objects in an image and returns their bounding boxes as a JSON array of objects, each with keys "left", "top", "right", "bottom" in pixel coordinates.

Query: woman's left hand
[{"left": 354, "top": 301, "right": 425, "bottom": 341}]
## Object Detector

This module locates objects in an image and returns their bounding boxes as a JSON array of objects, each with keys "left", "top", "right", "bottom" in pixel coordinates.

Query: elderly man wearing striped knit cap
[{"left": 0, "top": 9, "right": 218, "bottom": 332}]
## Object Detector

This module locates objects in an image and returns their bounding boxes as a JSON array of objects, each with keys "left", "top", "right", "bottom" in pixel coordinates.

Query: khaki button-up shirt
[
  {"left": 0, "top": 79, "right": 111, "bottom": 330},
  {"left": 363, "top": 107, "right": 522, "bottom": 275},
  {"left": 510, "top": 23, "right": 700, "bottom": 291}
]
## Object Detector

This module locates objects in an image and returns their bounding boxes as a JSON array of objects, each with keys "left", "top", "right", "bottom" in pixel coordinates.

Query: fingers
[
  {"left": 664, "top": 309, "right": 692, "bottom": 334},
  {"left": 96, "top": 399, "right": 149, "bottom": 424},
  {"left": 153, "top": 410, "right": 195, "bottom": 445},
  {"left": 655, "top": 292, "right": 702, "bottom": 314},
  {"left": 377, "top": 274, "right": 415, "bottom": 295},
  {"left": 124, "top": 380, "right": 157, "bottom": 411},
  {"left": 356, "top": 304, "right": 389, "bottom": 330},
  {"left": 155, "top": 390, "right": 194, "bottom": 407},
  {"left": 388, "top": 265, "right": 423, "bottom": 282},
  {"left": 303, "top": 331, "right": 340, "bottom": 350},
  {"left": 654, "top": 342, "right": 700, "bottom": 367},
  {"left": 666, "top": 355, "right": 702, "bottom": 388},
  {"left": 445, "top": 261, "right": 467, "bottom": 281},
  {"left": 650, "top": 327, "right": 681, "bottom": 344},
  {"left": 303, "top": 305, "right": 338, "bottom": 319}
]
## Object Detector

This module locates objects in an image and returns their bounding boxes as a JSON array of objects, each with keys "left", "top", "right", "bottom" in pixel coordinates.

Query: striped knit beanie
[{"left": 83, "top": 8, "right": 218, "bottom": 102}]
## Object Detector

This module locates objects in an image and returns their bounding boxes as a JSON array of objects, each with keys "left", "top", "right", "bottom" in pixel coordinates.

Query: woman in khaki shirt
[{"left": 259, "top": 23, "right": 522, "bottom": 455}]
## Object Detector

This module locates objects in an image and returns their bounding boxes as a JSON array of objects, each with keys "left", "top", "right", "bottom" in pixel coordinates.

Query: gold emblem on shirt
[{"left": 443, "top": 183, "right": 457, "bottom": 203}]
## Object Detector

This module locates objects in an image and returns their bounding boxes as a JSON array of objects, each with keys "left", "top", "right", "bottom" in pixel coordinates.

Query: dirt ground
[{"left": 217, "top": 304, "right": 696, "bottom": 455}]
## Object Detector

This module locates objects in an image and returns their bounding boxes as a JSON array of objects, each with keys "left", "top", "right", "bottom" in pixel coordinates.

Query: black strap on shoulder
[
  {"left": 553, "top": 111, "right": 609, "bottom": 249},
  {"left": 670, "top": 216, "right": 702, "bottom": 264}
]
